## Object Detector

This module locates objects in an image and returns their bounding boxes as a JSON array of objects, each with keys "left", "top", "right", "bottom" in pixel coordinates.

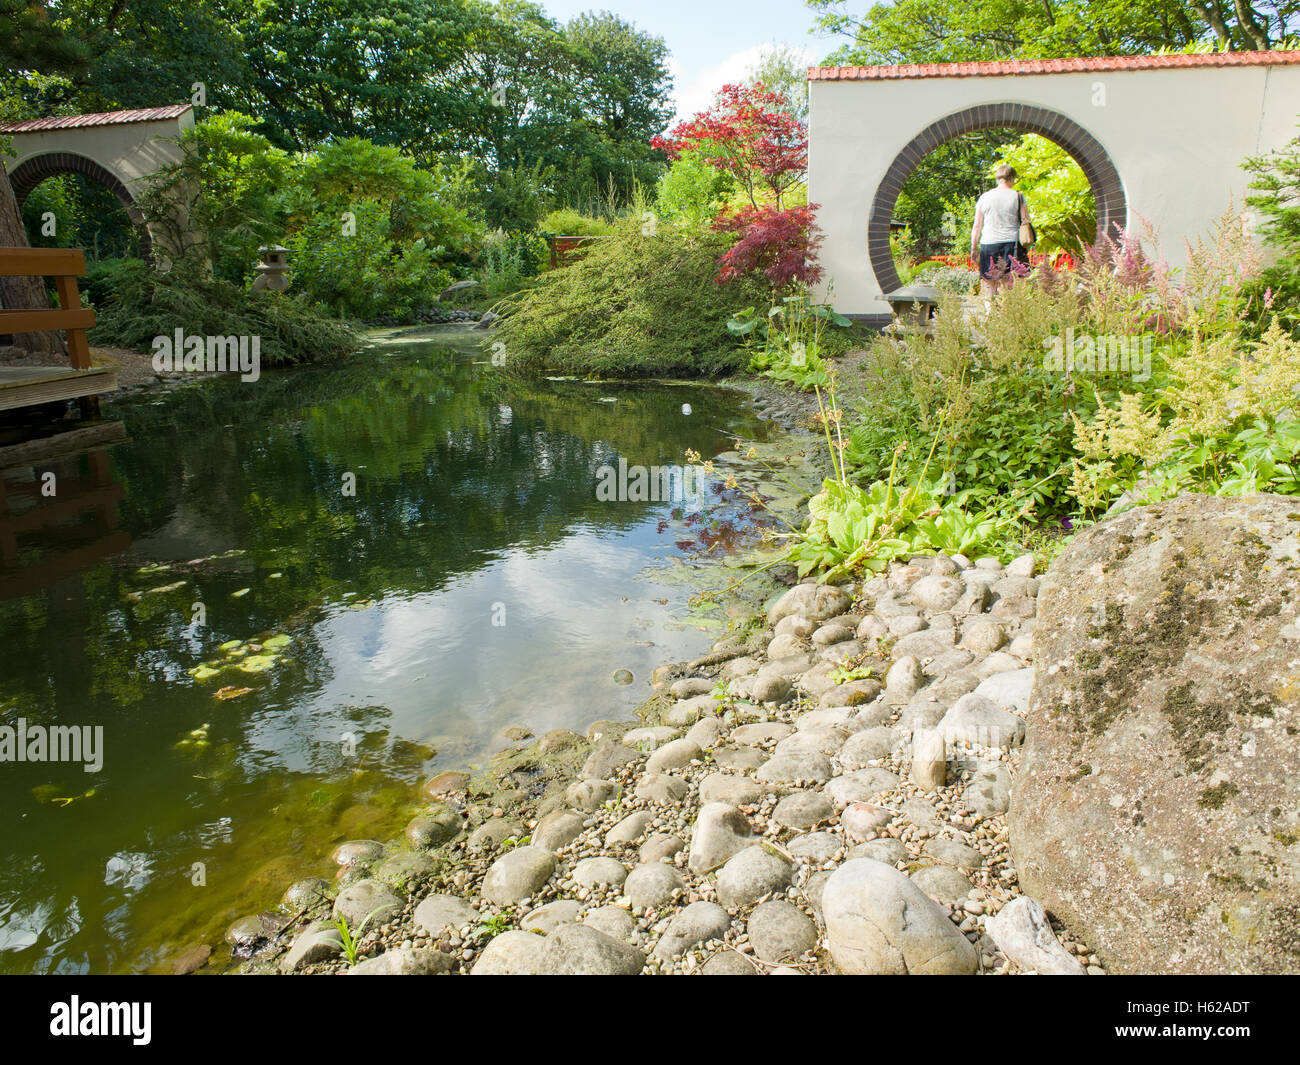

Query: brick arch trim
[
  {"left": 869, "top": 103, "right": 1126, "bottom": 294},
  {"left": 8, "top": 151, "right": 152, "bottom": 259}
]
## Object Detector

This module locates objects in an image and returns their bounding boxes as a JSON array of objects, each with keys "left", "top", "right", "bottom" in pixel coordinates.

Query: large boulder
[
  {"left": 1012, "top": 495, "right": 1300, "bottom": 974},
  {"left": 822, "top": 858, "right": 977, "bottom": 974}
]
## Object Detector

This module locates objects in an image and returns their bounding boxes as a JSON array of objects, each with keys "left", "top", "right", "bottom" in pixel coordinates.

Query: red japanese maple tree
[
  {"left": 712, "top": 204, "right": 824, "bottom": 287},
  {"left": 652, "top": 83, "right": 823, "bottom": 287}
]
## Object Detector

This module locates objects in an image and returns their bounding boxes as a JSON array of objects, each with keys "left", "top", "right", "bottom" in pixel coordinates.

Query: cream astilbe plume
[{"left": 1240, "top": 317, "right": 1300, "bottom": 420}]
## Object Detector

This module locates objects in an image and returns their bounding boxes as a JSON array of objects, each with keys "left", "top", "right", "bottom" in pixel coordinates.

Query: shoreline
[
  {"left": 10, "top": 332, "right": 1086, "bottom": 976},
  {"left": 215, "top": 391, "right": 828, "bottom": 975},
  {"left": 230, "top": 543, "right": 1096, "bottom": 977},
  {"left": 209, "top": 372, "right": 1099, "bottom": 977}
]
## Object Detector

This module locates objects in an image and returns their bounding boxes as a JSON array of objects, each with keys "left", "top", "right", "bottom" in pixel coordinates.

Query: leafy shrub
[
  {"left": 82, "top": 256, "right": 146, "bottom": 309},
  {"left": 777, "top": 380, "right": 1013, "bottom": 580},
  {"left": 913, "top": 262, "right": 979, "bottom": 296},
  {"left": 287, "top": 201, "right": 453, "bottom": 321},
  {"left": 775, "top": 205, "right": 1292, "bottom": 583},
  {"left": 655, "top": 150, "right": 737, "bottom": 230},
  {"left": 789, "top": 474, "right": 1006, "bottom": 580},
  {"left": 283, "top": 138, "right": 482, "bottom": 320},
  {"left": 494, "top": 217, "right": 768, "bottom": 377},
  {"left": 472, "top": 229, "right": 550, "bottom": 303},
  {"left": 134, "top": 112, "right": 293, "bottom": 286},
  {"left": 1245, "top": 124, "right": 1300, "bottom": 336},
  {"left": 472, "top": 162, "right": 554, "bottom": 233},
  {"left": 89, "top": 257, "right": 360, "bottom": 366},
  {"left": 539, "top": 208, "right": 615, "bottom": 237},
  {"left": 728, "top": 291, "right": 854, "bottom": 390},
  {"left": 712, "top": 204, "right": 823, "bottom": 287},
  {"left": 1071, "top": 319, "right": 1300, "bottom": 513},
  {"left": 847, "top": 207, "right": 1282, "bottom": 528},
  {"left": 136, "top": 118, "right": 482, "bottom": 319}
]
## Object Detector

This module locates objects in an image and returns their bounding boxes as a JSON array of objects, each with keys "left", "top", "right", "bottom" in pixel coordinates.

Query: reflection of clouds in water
[
  {"left": 306, "top": 532, "right": 697, "bottom": 761},
  {"left": 241, "top": 513, "right": 715, "bottom": 774},
  {"left": 0, "top": 899, "right": 46, "bottom": 953},
  {"left": 104, "top": 851, "right": 153, "bottom": 893}
]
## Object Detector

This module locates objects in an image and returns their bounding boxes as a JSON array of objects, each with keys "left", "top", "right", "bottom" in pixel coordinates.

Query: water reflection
[
  {"left": 0, "top": 330, "right": 776, "bottom": 973},
  {"left": 0, "top": 426, "right": 130, "bottom": 599}
]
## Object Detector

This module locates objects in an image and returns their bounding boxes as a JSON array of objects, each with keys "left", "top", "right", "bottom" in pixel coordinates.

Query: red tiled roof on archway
[
  {"left": 0, "top": 104, "right": 192, "bottom": 134},
  {"left": 809, "top": 50, "right": 1300, "bottom": 81}
]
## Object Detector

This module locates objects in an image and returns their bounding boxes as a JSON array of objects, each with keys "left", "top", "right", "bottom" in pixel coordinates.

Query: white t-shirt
[{"left": 976, "top": 186, "right": 1023, "bottom": 245}]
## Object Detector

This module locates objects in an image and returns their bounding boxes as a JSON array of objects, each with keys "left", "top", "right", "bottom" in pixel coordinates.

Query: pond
[{"left": 0, "top": 327, "right": 785, "bottom": 973}]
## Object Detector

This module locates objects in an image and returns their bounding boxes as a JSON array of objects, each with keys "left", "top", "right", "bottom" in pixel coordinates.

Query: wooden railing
[
  {"left": 545, "top": 234, "right": 615, "bottom": 269},
  {"left": 0, "top": 247, "right": 95, "bottom": 368}
]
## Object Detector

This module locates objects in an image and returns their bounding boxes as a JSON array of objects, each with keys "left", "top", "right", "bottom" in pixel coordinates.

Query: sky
[{"left": 534, "top": 0, "right": 843, "bottom": 122}]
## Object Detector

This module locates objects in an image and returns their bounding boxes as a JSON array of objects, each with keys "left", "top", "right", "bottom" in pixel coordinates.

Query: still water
[{"left": 0, "top": 328, "right": 779, "bottom": 973}]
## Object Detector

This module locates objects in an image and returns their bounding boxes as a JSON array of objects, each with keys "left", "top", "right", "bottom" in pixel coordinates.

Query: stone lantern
[{"left": 251, "top": 245, "right": 290, "bottom": 292}]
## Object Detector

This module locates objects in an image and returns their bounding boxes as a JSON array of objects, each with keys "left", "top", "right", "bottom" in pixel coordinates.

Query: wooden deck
[{"left": 0, "top": 365, "right": 117, "bottom": 412}]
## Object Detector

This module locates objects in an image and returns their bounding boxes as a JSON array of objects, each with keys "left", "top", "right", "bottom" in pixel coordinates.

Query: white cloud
[{"left": 670, "top": 42, "right": 819, "bottom": 125}]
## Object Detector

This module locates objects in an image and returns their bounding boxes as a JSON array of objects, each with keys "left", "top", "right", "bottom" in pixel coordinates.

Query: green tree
[
  {"left": 996, "top": 133, "right": 1095, "bottom": 252},
  {"left": 559, "top": 11, "right": 675, "bottom": 202},
  {"left": 806, "top": 0, "right": 1300, "bottom": 64},
  {"left": 1245, "top": 124, "right": 1300, "bottom": 332},
  {"left": 53, "top": 0, "right": 246, "bottom": 112},
  {"left": 0, "top": 0, "right": 89, "bottom": 71},
  {"left": 133, "top": 112, "right": 292, "bottom": 283},
  {"left": 285, "top": 138, "right": 482, "bottom": 318},
  {"left": 747, "top": 46, "right": 811, "bottom": 124},
  {"left": 234, "top": 0, "right": 486, "bottom": 155},
  {"left": 656, "top": 149, "right": 738, "bottom": 230}
]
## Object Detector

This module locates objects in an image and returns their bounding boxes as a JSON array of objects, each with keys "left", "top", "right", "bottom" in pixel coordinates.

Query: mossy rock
[
  {"left": 1013, "top": 495, "right": 1300, "bottom": 975},
  {"left": 373, "top": 851, "right": 438, "bottom": 891}
]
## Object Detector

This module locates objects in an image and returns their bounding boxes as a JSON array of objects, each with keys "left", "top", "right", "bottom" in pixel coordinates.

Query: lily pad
[
  {"left": 231, "top": 588, "right": 251, "bottom": 599},
  {"left": 261, "top": 634, "right": 292, "bottom": 651},
  {"left": 238, "top": 654, "right": 278, "bottom": 674}
]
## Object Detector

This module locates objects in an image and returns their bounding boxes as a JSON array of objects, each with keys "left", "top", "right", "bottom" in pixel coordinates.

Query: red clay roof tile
[
  {"left": 0, "top": 104, "right": 193, "bottom": 134},
  {"left": 808, "top": 50, "right": 1300, "bottom": 81}
]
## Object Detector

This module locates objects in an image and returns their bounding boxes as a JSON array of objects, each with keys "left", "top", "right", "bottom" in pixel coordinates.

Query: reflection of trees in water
[
  {"left": 106, "top": 344, "right": 765, "bottom": 603},
  {"left": 1, "top": 344, "right": 769, "bottom": 729},
  {"left": 0, "top": 341, "right": 769, "bottom": 789},
  {"left": 0, "top": 340, "right": 772, "bottom": 973}
]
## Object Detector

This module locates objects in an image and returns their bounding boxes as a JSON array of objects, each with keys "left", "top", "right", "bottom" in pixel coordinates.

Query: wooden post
[{"left": 54, "top": 273, "right": 90, "bottom": 368}]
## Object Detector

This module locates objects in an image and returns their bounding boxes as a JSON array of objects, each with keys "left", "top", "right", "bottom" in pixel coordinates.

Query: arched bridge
[{"left": 0, "top": 104, "right": 194, "bottom": 258}]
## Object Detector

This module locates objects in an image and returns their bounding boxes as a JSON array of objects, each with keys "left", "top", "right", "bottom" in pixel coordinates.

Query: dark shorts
[{"left": 979, "top": 241, "right": 1025, "bottom": 280}]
